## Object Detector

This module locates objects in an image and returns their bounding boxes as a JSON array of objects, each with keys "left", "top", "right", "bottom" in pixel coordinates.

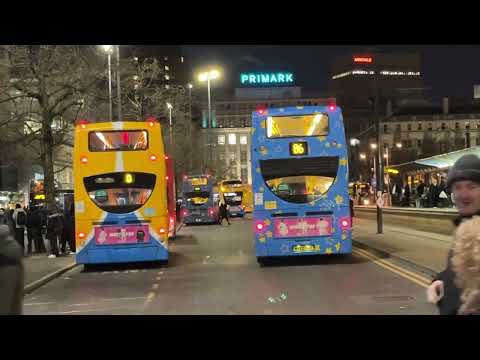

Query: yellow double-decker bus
[
  {"left": 218, "top": 179, "right": 253, "bottom": 216},
  {"left": 73, "top": 119, "right": 169, "bottom": 265}
]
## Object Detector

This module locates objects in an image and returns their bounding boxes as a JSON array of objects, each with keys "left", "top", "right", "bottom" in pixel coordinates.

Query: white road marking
[{"left": 24, "top": 302, "right": 57, "bottom": 306}]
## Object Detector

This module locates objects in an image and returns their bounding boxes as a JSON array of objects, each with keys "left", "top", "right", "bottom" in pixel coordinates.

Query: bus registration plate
[
  {"left": 274, "top": 217, "right": 332, "bottom": 238},
  {"left": 292, "top": 244, "right": 321, "bottom": 253}
]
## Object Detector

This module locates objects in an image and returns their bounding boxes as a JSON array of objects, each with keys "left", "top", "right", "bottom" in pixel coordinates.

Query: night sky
[{"left": 181, "top": 45, "right": 480, "bottom": 99}]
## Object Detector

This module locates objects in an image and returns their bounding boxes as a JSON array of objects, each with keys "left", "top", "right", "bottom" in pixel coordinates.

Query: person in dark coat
[
  {"left": 0, "top": 222, "right": 23, "bottom": 314},
  {"left": 427, "top": 154, "right": 480, "bottom": 315}
]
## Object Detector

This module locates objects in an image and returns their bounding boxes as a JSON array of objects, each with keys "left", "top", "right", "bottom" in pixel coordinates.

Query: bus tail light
[
  {"left": 255, "top": 222, "right": 265, "bottom": 232},
  {"left": 80, "top": 156, "right": 88, "bottom": 164},
  {"left": 165, "top": 155, "right": 169, "bottom": 160},
  {"left": 182, "top": 209, "right": 189, "bottom": 217},
  {"left": 169, "top": 217, "right": 175, "bottom": 224},
  {"left": 77, "top": 119, "right": 89, "bottom": 129},
  {"left": 147, "top": 118, "right": 156, "bottom": 127},
  {"left": 340, "top": 217, "right": 351, "bottom": 230},
  {"left": 328, "top": 104, "right": 336, "bottom": 111},
  {"left": 208, "top": 208, "right": 215, "bottom": 216},
  {"left": 78, "top": 232, "right": 86, "bottom": 239},
  {"left": 149, "top": 154, "right": 157, "bottom": 161}
]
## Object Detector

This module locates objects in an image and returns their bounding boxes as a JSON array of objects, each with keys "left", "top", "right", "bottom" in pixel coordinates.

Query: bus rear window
[
  {"left": 260, "top": 157, "right": 338, "bottom": 204},
  {"left": 84, "top": 172, "right": 156, "bottom": 214},
  {"left": 266, "top": 114, "right": 329, "bottom": 138},
  {"left": 89, "top": 130, "right": 148, "bottom": 152}
]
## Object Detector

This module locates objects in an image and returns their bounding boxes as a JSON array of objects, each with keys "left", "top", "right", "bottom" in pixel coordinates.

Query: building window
[
  {"left": 164, "top": 65, "right": 169, "bottom": 71},
  {"left": 230, "top": 152, "right": 236, "bottom": 161},
  {"left": 240, "top": 135, "right": 248, "bottom": 145},
  {"left": 218, "top": 135, "right": 225, "bottom": 145},
  {"left": 164, "top": 56, "right": 168, "bottom": 61},
  {"left": 441, "top": 123, "right": 446, "bottom": 130},
  {"left": 164, "top": 74, "right": 170, "bottom": 80},
  {"left": 219, "top": 153, "right": 225, "bottom": 161},
  {"left": 383, "top": 124, "right": 388, "bottom": 133},
  {"left": 466, "top": 122, "right": 471, "bottom": 129},
  {"left": 180, "top": 56, "right": 184, "bottom": 63},
  {"left": 407, "top": 123, "right": 412, "bottom": 131},
  {"left": 418, "top": 123, "right": 422, "bottom": 131},
  {"left": 240, "top": 151, "right": 247, "bottom": 162},
  {"left": 228, "top": 133, "right": 237, "bottom": 145},
  {"left": 417, "top": 140, "right": 422, "bottom": 147},
  {"left": 241, "top": 168, "right": 248, "bottom": 183},
  {"left": 455, "top": 122, "right": 459, "bottom": 129},
  {"left": 396, "top": 124, "right": 401, "bottom": 131},
  {"left": 428, "top": 123, "right": 433, "bottom": 131},
  {"left": 165, "top": 85, "right": 170, "bottom": 89}
]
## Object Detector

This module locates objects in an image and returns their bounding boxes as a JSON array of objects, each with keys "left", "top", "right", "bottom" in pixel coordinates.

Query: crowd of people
[{"left": 0, "top": 203, "right": 76, "bottom": 258}]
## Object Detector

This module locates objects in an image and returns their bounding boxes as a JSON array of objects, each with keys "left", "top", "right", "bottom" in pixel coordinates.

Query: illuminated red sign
[{"left": 354, "top": 56, "right": 373, "bottom": 63}]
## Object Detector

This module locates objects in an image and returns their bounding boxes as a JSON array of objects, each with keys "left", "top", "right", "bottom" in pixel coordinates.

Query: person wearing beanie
[{"left": 427, "top": 154, "right": 480, "bottom": 314}]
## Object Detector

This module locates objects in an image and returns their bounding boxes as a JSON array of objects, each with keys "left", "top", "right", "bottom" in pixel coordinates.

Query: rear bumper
[{"left": 76, "top": 242, "right": 168, "bottom": 264}]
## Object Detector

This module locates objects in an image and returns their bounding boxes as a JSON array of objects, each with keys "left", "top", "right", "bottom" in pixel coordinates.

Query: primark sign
[{"left": 240, "top": 72, "right": 294, "bottom": 86}]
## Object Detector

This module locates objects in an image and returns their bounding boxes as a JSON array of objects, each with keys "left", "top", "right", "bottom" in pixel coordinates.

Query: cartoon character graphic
[
  {"left": 316, "top": 218, "right": 330, "bottom": 235},
  {"left": 98, "top": 228, "right": 107, "bottom": 244},
  {"left": 278, "top": 220, "right": 289, "bottom": 237}
]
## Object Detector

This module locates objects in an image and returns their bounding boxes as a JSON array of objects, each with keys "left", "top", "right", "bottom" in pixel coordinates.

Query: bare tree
[{"left": 0, "top": 45, "right": 104, "bottom": 210}]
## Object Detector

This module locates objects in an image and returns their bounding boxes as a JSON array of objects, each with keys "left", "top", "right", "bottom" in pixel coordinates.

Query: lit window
[
  {"left": 228, "top": 133, "right": 237, "bottom": 145},
  {"left": 218, "top": 135, "right": 225, "bottom": 145},
  {"left": 165, "top": 65, "right": 169, "bottom": 71},
  {"left": 407, "top": 123, "right": 412, "bottom": 131},
  {"left": 180, "top": 56, "right": 184, "bottom": 63},
  {"left": 455, "top": 122, "right": 459, "bottom": 129},
  {"left": 418, "top": 123, "right": 422, "bottom": 131},
  {"left": 240, "top": 135, "right": 248, "bottom": 145},
  {"left": 165, "top": 75, "right": 170, "bottom": 80},
  {"left": 165, "top": 85, "right": 170, "bottom": 89},
  {"left": 164, "top": 56, "right": 168, "bottom": 61}
]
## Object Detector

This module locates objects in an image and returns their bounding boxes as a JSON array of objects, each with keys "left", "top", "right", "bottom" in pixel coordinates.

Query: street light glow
[
  {"left": 370, "top": 143, "right": 377, "bottom": 149},
  {"left": 198, "top": 68, "right": 221, "bottom": 82},
  {"left": 166, "top": 102, "right": 173, "bottom": 109},
  {"left": 350, "top": 138, "right": 360, "bottom": 146},
  {"left": 187, "top": 83, "right": 193, "bottom": 89},
  {"left": 360, "top": 153, "right": 367, "bottom": 160},
  {"left": 396, "top": 142, "right": 403, "bottom": 148},
  {"left": 101, "top": 45, "right": 113, "bottom": 54},
  {"left": 209, "top": 70, "right": 220, "bottom": 79}
]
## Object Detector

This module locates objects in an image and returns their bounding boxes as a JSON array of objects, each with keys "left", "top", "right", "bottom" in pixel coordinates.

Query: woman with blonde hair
[{"left": 452, "top": 216, "right": 480, "bottom": 315}]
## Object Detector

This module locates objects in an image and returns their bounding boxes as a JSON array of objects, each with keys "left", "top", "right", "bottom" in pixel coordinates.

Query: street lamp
[
  {"left": 360, "top": 153, "right": 367, "bottom": 160},
  {"left": 187, "top": 83, "right": 193, "bottom": 172},
  {"left": 101, "top": 45, "right": 114, "bottom": 121},
  {"left": 198, "top": 68, "right": 221, "bottom": 166},
  {"left": 115, "top": 45, "right": 122, "bottom": 122},
  {"left": 198, "top": 69, "right": 220, "bottom": 128},
  {"left": 166, "top": 102, "right": 173, "bottom": 149}
]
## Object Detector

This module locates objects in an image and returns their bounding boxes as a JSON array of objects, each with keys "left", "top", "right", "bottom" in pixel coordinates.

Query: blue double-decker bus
[
  {"left": 251, "top": 105, "right": 352, "bottom": 264},
  {"left": 180, "top": 175, "right": 219, "bottom": 225}
]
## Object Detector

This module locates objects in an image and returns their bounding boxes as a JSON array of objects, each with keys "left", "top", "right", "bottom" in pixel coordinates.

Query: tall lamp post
[
  {"left": 115, "top": 45, "right": 122, "bottom": 122},
  {"left": 166, "top": 102, "right": 173, "bottom": 149},
  {"left": 198, "top": 69, "right": 221, "bottom": 165},
  {"left": 187, "top": 83, "right": 193, "bottom": 172},
  {"left": 101, "top": 45, "right": 114, "bottom": 121}
]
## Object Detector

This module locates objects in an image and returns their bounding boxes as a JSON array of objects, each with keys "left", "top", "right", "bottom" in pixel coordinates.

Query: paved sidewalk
[
  {"left": 353, "top": 217, "right": 452, "bottom": 274},
  {"left": 22, "top": 254, "right": 76, "bottom": 291}
]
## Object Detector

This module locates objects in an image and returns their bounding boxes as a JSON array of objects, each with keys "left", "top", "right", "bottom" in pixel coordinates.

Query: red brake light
[
  {"left": 328, "top": 104, "right": 336, "bottom": 111},
  {"left": 78, "top": 232, "right": 86, "bottom": 239},
  {"left": 80, "top": 156, "right": 88, "bottom": 164},
  {"left": 78, "top": 119, "right": 88, "bottom": 129},
  {"left": 182, "top": 209, "right": 188, "bottom": 217},
  {"left": 165, "top": 176, "right": 169, "bottom": 181},
  {"left": 209, "top": 208, "right": 214, "bottom": 215},
  {"left": 258, "top": 108, "right": 266, "bottom": 115},
  {"left": 165, "top": 155, "right": 169, "bottom": 160},
  {"left": 256, "top": 223, "right": 264, "bottom": 231},
  {"left": 169, "top": 217, "right": 175, "bottom": 224},
  {"left": 183, "top": 175, "right": 188, "bottom": 181},
  {"left": 149, "top": 154, "right": 157, "bottom": 161},
  {"left": 340, "top": 217, "right": 350, "bottom": 229}
]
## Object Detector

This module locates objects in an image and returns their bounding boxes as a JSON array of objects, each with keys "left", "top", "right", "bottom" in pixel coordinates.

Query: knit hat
[{"left": 446, "top": 154, "right": 480, "bottom": 189}]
